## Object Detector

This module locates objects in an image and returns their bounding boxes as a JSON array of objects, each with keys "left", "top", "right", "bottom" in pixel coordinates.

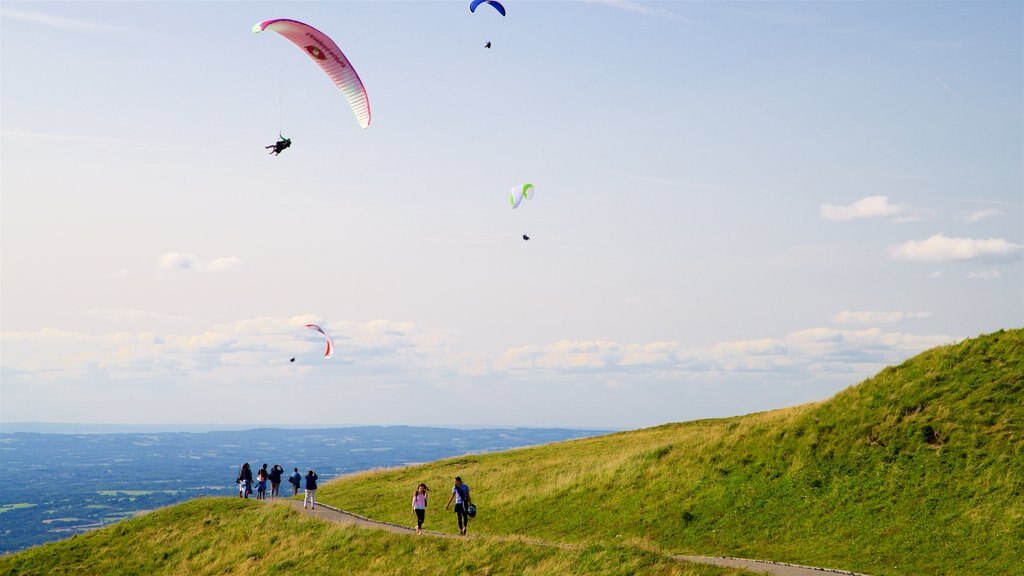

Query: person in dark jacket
[
  {"left": 289, "top": 467, "right": 302, "bottom": 496},
  {"left": 236, "top": 463, "right": 253, "bottom": 498},
  {"left": 269, "top": 464, "right": 284, "bottom": 499},
  {"left": 303, "top": 469, "right": 319, "bottom": 510}
]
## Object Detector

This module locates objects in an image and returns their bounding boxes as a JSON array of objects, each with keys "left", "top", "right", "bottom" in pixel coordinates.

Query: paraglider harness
[{"left": 266, "top": 135, "right": 292, "bottom": 155}]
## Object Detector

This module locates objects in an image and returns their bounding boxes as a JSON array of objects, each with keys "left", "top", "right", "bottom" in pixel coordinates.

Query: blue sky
[{"left": 2, "top": 1, "right": 1021, "bottom": 430}]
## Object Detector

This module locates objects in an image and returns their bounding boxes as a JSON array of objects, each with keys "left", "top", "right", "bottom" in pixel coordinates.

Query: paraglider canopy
[
  {"left": 253, "top": 18, "right": 371, "bottom": 129},
  {"left": 470, "top": 0, "right": 506, "bottom": 16},
  {"left": 510, "top": 183, "right": 535, "bottom": 209},
  {"left": 305, "top": 324, "right": 334, "bottom": 358}
]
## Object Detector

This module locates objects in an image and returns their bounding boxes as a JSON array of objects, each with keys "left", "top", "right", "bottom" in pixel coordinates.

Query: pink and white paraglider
[{"left": 253, "top": 18, "right": 371, "bottom": 129}]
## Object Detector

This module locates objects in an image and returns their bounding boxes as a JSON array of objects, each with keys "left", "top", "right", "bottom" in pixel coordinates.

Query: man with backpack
[{"left": 445, "top": 476, "right": 472, "bottom": 535}]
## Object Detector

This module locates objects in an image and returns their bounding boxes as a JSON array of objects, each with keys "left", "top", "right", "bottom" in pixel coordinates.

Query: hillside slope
[
  {"left": 1, "top": 329, "right": 1019, "bottom": 576},
  {"left": 317, "top": 329, "right": 1022, "bottom": 576},
  {"left": 0, "top": 498, "right": 755, "bottom": 575}
]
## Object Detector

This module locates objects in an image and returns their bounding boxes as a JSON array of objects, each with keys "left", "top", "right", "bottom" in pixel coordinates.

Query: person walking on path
[
  {"left": 289, "top": 467, "right": 302, "bottom": 496},
  {"left": 236, "top": 463, "right": 253, "bottom": 498},
  {"left": 411, "top": 483, "right": 430, "bottom": 535},
  {"left": 255, "top": 464, "right": 269, "bottom": 500},
  {"left": 445, "top": 476, "right": 471, "bottom": 535},
  {"left": 303, "top": 469, "right": 319, "bottom": 510},
  {"left": 269, "top": 464, "right": 284, "bottom": 499}
]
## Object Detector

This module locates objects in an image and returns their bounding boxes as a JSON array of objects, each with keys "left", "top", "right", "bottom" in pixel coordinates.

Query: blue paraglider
[{"left": 470, "top": 0, "right": 506, "bottom": 17}]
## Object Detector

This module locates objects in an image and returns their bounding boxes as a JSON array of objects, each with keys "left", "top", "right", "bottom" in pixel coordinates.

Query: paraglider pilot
[
  {"left": 266, "top": 135, "right": 292, "bottom": 155},
  {"left": 522, "top": 234, "right": 530, "bottom": 241},
  {"left": 485, "top": 41, "right": 491, "bottom": 49}
]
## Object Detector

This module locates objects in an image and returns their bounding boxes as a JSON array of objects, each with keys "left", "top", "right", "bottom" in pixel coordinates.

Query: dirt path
[{"left": 274, "top": 499, "right": 871, "bottom": 576}]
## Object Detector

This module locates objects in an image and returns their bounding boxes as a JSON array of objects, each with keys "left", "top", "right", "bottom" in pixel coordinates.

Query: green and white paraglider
[
  {"left": 509, "top": 183, "right": 535, "bottom": 209},
  {"left": 510, "top": 183, "right": 536, "bottom": 241}
]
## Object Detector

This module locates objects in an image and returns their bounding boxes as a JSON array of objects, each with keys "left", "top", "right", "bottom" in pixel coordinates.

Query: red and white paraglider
[
  {"left": 291, "top": 324, "right": 334, "bottom": 362},
  {"left": 305, "top": 324, "right": 334, "bottom": 358}
]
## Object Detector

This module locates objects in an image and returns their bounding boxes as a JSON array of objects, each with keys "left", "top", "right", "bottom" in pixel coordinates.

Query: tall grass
[
  {"left": 317, "top": 329, "right": 1023, "bottom": 576},
  {"left": 0, "top": 498, "right": 756, "bottom": 575}
]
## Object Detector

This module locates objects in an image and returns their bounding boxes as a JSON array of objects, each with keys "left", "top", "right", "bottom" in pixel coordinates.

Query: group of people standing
[
  {"left": 235, "top": 464, "right": 472, "bottom": 535},
  {"left": 235, "top": 463, "right": 318, "bottom": 508}
]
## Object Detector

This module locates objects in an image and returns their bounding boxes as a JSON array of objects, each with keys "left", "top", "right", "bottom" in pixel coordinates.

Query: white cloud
[
  {"left": 495, "top": 328, "right": 952, "bottom": 377},
  {"left": 497, "top": 340, "right": 622, "bottom": 371},
  {"left": 0, "top": 317, "right": 476, "bottom": 384},
  {"left": 9, "top": 318, "right": 941, "bottom": 385},
  {"left": 820, "top": 195, "right": 909, "bottom": 221},
  {"left": 0, "top": 320, "right": 964, "bottom": 427},
  {"left": 831, "top": 311, "right": 931, "bottom": 324},
  {"left": 160, "top": 252, "right": 198, "bottom": 271},
  {"left": 965, "top": 209, "right": 1000, "bottom": 224},
  {"left": 159, "top": 253, "right": 244, "bottom": 272},
  {"left": 888, "top": 234, "right": 1023, "bottom": 262}
]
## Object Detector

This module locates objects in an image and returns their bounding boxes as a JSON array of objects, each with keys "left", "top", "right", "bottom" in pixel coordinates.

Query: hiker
[
  {"left": 269, "top": 464, "right": 284, "bottom": 498},
  {"left": 236, "top": 463, "right": 253, "bottom": 498},
  {"left": 445, "top": 476, "right": 471, "bottom": 535},
  {"left": 255, "top": 464, "right": 269, "bottom": 500},
  {"left": 289, "top": 467, "right": 302, "bottom": 496},
  {"left": 412, "top": 483, "right": 430, "bottom": 535},
  {"left": 303, "top": 469, "right": 319, "bottom": 510}
]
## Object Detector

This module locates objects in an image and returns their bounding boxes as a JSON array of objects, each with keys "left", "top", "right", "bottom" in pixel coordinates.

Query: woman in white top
[{"left": 411, "top": 483, "right": 429, "bottom": 534}]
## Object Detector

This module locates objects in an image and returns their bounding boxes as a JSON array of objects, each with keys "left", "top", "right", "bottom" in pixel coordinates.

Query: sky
[{"left": 1, "top": 1, "right": 1021, "bottom": 431}]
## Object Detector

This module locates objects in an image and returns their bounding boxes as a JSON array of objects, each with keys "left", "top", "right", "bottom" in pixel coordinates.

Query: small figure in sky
[
  {"left": 522, "top": 234, "right": 530, "bottom": 241},
  {"left": 290, "top": 357, "right": 296, "bottom": 363},
  {"left": 484, "top": 41, "right": 491, "bottom": 49},
  {"left": 266, "top": 135, "right": 292, "bottom": 155}
]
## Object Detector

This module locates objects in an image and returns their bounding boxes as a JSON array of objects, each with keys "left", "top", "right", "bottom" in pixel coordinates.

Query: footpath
[{"left": 273, "top": 499, "right": 872, "bottom": 576}]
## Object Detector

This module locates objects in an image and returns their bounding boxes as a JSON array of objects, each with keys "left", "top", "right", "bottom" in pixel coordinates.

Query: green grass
[
  {"left": 2, "top": 329, "right": 1020, "bottom": 576},
  {"left": 315, "top": 328, "right": 1023, "bottom": 576},
  {"left": 0, "top": 498, "right": 755, "bottom": 576}
]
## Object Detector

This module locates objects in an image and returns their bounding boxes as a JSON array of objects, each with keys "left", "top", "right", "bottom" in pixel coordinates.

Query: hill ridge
[{"left": 2, "top": 329, "right": 1020, "bottom": 576}]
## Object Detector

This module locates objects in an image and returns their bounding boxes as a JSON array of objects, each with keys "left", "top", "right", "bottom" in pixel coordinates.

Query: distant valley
[{"left": 0, "top": 426, "right": 605, "bottom": 554}]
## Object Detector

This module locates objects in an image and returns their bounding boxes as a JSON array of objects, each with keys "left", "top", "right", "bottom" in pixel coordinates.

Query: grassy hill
[
  {"left": 0, "top": 498, "right": 755, "bottom": 576},
  {"left": 315, "top": 328, "right": 1023, "bottom": 575},
  {"left": 2, "top": 329, "right": 1020, "bottom": 575}
]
